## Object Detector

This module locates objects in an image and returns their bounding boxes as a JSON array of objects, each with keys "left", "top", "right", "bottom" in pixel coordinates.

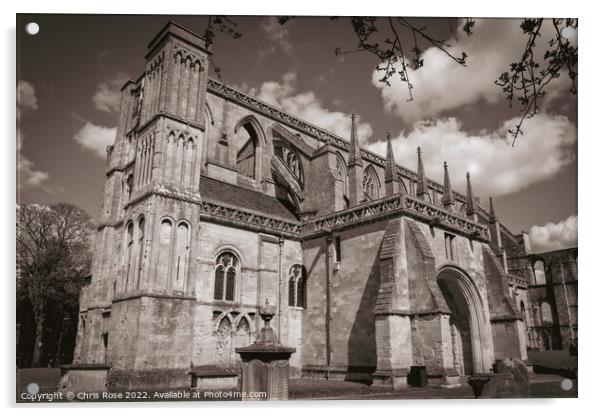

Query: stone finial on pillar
[
  {"left": 236, "top": 299, "right": 296, "bottom": 400},
  {"left": 489, "top": 196, "right": 497, "bottom": 223},
  {"left": 347, "top": 113, "right": 364, "bottom": 206},
  {"left": 384, "top": 132, "right": 401, "bottom": 195},
  {"left": 347, "top": 113, "right": 363, "bottom": 167},
  {"left": 466, "top": 172, "right": 476, "bottom": 217},
  {"left": 441, "top": 161, "right": 453, "bottom": 209},
  {"left": 416, "top": 147, "right": 429, "bottom": 200}
]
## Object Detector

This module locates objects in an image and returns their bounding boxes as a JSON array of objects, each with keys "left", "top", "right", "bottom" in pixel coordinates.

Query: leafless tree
[{"left": 16, "top": 203, "right": 93, "bottom": 367}]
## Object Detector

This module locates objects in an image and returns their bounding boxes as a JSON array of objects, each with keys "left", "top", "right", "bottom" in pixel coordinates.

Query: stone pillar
[{"left": 236, "top": 300, "right": 296, "bottom": 401}]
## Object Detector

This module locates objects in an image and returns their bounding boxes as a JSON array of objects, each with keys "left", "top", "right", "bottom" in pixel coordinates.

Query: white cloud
[
  {"left": 17, "top": 81, "right": 49, "bottom": 189},
  {"left": 17, "top": 80, "right": 38, "bottom": 113},
  {"left": 250, "top": 72, "right": 373, "bottom": 140},
  {"left": 367, "top": 113, "right": 576, "bottom": 198},
  {"left": 529, "top": 215, "right": 577, "bottom": 253},
  {"left": 372, "top": 19, "right": 575, "bottom": 123},
  {"left": 258, "top": 17, "right": 293, "bottom": 60},
  {"left": 92, "top": 73, "right": 129, "bottom": 113},
  {"left": 73, "top": 122, "right": 116, "bottom": 158}
]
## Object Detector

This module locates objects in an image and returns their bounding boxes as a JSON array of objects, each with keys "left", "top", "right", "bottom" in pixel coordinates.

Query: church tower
[{"left": 74, "top": 21, "right": 213, "bottom": 390}]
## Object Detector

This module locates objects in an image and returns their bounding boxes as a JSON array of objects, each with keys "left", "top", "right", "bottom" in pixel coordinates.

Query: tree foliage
[
  {"left": 16, "top": 203, "right": 94, "bottom": 367},
  {"left": 202, "top": 16, "right": 577, "bottom": 144}
]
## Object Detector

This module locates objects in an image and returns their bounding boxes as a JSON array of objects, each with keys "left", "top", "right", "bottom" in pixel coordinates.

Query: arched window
[
  {"left": 334, "top": 153, "right": 349, "bottom": 209},
  {"left": 362, "top": 165, "right": 380, "bottom": 202},
  {"left": 214, "top": 251, "right": 239, "bottom": 301},
  {"left": 533, "top": 260, "right": 547, "bottom": 285},
  {"left": 157, "top": 219, "right": 173, "bottom": 289},
  {"left": 136, "top": 217, "right": 146, "bottom": 289},
  {"left": 125, "top": 222, "right": 134, "bottom": 290},
  {"left": 288, "top": 264, "right": 306, "bottom": 308},
  {"left": 541, "top": 301, "right": 553, "bottom": 325},
  {"left": 533, "top": 305, "right": 541, "bottom": 326},
  {"left": 173, "top": 222, "right": 190, "bottom": 291},
  {"left": 236, "top": 122, "right": 259, "bottom": 179}
]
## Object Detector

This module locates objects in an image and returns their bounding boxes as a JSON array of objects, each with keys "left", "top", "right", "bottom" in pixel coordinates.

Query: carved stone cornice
[
  {"left": 198, "top": 199, "right": 301, "bottom": 238},
  {"left": 300, "top": 193, "right": 489, "bottom": 241}
]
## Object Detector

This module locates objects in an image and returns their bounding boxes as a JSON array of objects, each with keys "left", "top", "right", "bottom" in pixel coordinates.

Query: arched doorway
[{"left": 437, "top": 266, "right": 489, "bottom": 375}]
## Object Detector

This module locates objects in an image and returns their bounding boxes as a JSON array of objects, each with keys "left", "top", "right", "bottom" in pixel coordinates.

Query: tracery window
[
  {"left": 288, "top": 264, "right": 306, "bottom": 308},
  {"left": 362, "top": 165, "right": 380, "bottom": 201},
  {"left": 214, "top": 251, "right": 239, "bottom": 301}
]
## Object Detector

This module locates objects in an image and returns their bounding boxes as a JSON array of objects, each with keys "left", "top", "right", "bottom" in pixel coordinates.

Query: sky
[{"left": 16, "top": 14, "right": 578, "bottom": 253}]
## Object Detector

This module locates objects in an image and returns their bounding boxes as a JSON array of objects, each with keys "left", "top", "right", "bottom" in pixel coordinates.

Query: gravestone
[{"left": 235, "top": 300, "right": 295, "bottom": 401}]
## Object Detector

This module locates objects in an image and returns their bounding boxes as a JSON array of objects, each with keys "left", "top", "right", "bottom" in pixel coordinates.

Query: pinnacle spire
[
  {"left": 416, "top": 146, "right": 429, "bottom": 199},
  {"left": 384, "top": 132, "right": 398, "bottom": 182},
  {"left": 466, "top": 172, "right": 475, "bottom": 216},
  {"left": 489, "top": 196, "right": 497, "bottom": 223},
  {"left": 441, "top": 161, "right": 453, "bottom": 209},
  {"left": 384, "top": 132, "right": 401, "bottom": 195},
  {"left": 348, "top": 112, "right": 363, "bottom": 167}
]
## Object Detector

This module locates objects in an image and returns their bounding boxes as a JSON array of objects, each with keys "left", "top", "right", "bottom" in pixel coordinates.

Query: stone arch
[
  {"left": 214, "top": 313, "right": 234, "bottom": 365},
  {"left": 233, "top": 314, "right": 253, "bottom": 354},
  {"left": 212, "top": 244, "right": 246, "bottom": 268},
  {"left": 540, "top": 300, "right": 553, "bottom": 325},
  {"left": 436, "top": 265, "right": 492, "bottom": 375},
  {"left": 233, "top": 116, "right": 267, "bottom": 181},
  {"left": 233, "top": 115, "right": 267, "bottom": 143},
  {"left": 362, "top": 164, "right": 381, "bottom": 201},
  {"left": 332, "top": 152, "right": 349, "bottom": 210},
  {"left": 157, "top": 217, "right": 174, "bottom": 289},
  {"left": 532, "top": 259, "right": 547, "bottom": 285},
  {"left": 212, "top": 311, "right": 235, "bottom": 333}
]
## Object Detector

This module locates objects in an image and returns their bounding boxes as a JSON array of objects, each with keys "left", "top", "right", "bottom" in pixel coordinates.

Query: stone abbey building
[{"left": 64, "top": 21, "right": 577, "bottom": 391}]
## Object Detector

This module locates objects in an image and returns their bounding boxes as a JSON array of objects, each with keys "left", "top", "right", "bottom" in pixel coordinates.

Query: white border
[{"left": 3, "top": 0, "right": 598, "bottom": 414}]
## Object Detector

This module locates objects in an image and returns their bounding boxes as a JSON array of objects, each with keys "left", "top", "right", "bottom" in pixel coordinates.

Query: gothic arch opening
[
  {"left": 234, "top": 117, "right": 264, "bottom": 180},
  {"left": 437, "top": 266, "right": 489, "bottom": 375},
  {"left": 362, "top": 164, "right": 381, "bottom": 202},
  {"left": 533, "top": 259, "right": 547, "bottom": 285}
]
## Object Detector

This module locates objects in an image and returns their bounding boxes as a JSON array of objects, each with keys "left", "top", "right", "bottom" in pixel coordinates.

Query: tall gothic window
[
  {"left": 125, "top": 222, "right": 134, "bottom": 291},
  {"left": 362, "top": 165, "right": 380, "bottom": 201},
  {"left": 541, "top": 301, "right": 553, "bottom": 325},
  {"left": 288, "top": 264, "right": 306, "bottom": 308},
  {"left": 214, "top": 251, "right": 239, "bottom": 301},
  {"left": 533, "top": 260, "right": 547, "bottom": 285},
  {"left": 236, "top": 122, "right": 259, "bottom": 179},
  {"left": 157, "top": 219, "right": 173, "bottom": 289},
  {"left": 173, "top": 222, "right": 190, "bottom": 291},
  {"left": 334, "top": 154, "right": 349, "bottom": 209},
  {"left": 136, "top": 217, "right": 146, "bottom": 289}
]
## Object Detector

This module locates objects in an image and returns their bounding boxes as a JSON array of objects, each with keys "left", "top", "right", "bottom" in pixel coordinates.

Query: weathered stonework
[{"left": 64, "top": 20, "right": 565, "bottom": 393}]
